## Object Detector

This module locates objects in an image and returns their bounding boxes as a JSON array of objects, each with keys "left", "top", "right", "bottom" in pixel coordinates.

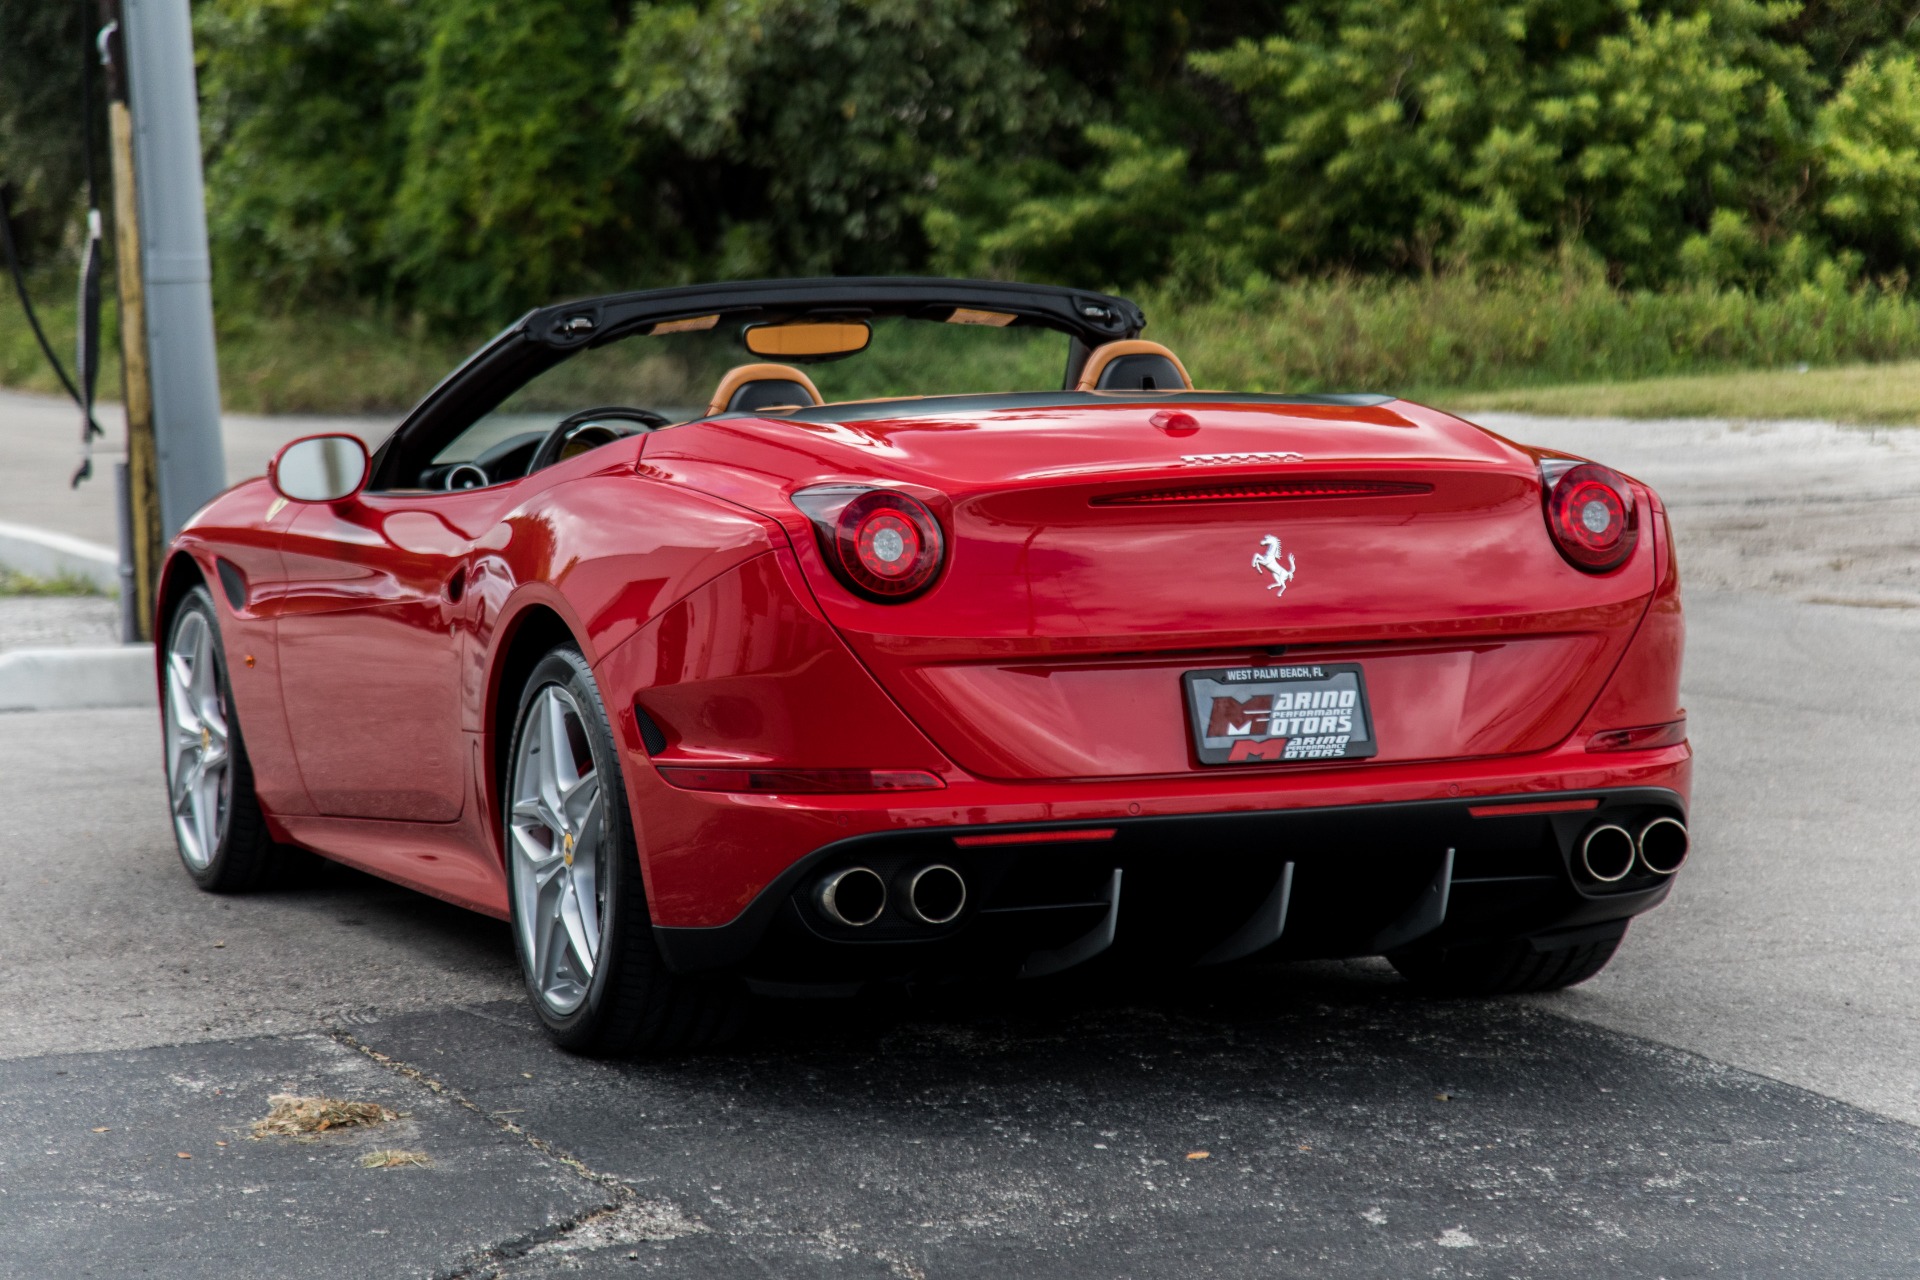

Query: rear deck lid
[{"left": 643, "top": 396, "right": 1657, "bottom": 779}]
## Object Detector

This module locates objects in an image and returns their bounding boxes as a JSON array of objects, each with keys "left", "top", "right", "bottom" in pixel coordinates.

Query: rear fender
[
  {"left": 593, "top": 548, "right": 952, "bottom": 922},
  {"left": 1574, "top": 496, "right": 1685, "bottom": 762},
  {"left": 468, "top": 474, "right": 787, "bottom": 851}
]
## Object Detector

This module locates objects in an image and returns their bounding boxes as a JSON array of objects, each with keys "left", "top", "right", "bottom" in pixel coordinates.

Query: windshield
[{"left": 431, "top": 316, "right": 1070, "bottom": 468}]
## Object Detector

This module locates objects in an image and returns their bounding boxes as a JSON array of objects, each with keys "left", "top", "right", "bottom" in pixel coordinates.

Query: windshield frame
[{"left": 368, "top": 277, "right": 1146, "bottom": 490}]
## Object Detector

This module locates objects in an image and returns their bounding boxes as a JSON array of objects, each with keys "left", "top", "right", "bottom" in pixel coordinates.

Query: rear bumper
[{"left": 649, "top": 764, "right": 1688, "bottom": 979}]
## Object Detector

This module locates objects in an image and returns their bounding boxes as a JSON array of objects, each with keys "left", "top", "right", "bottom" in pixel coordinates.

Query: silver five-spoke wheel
[
  {"left": 503, "top": 645, "right": 742, "bottom": 1053},
  {"left": 509, "top": 684, "right": 605, "bottom": 1016},
  {"left": 164, "top": 606, "right": 232, "bottom": 871}
]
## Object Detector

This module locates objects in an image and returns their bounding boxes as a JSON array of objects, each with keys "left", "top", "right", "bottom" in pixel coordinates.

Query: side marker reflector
[
  {"left": 1585, "top": 718, "right": 1688, "bottom": 753},
  {"left": 953, "top": 828, "right": 1117, "bottom": 849},
  {"left": 1468, "top": 799, "right": 1602, "bottom": 818},
  {"left": 656, "top": 767, "right": 945, "bottom": 794}
]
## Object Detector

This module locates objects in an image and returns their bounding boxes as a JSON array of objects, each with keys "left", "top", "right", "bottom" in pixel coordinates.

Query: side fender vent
[
  {"left": 214, "top": 558, "right": 247, "bottom": 611},
  {"left": 631, "top": 702, "right": 669, "bottom": 756}
]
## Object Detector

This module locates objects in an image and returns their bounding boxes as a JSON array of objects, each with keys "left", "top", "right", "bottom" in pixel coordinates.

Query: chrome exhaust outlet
[
  {"left": 1637, "top": 817, "right": 1690, "bottom": 876},
  {"left": 901, "top": 864, "right": 967, "bottom": 926},
  {"left": 815, "top": 866, "right": 887, "bottom": 927},
  {"left": 1578, "top": 824, "right": 1637, "bottom": 884}
]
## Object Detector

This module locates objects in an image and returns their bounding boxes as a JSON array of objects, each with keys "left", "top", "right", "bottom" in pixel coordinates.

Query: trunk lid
[{"left": 644, "top": 397, "right": 1655, "bottom": 780}]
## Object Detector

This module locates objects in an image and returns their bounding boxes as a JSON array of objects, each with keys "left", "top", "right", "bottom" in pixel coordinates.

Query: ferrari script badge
[{"left": 1252, "top": 534, "right": 1297, "bottom": 597}]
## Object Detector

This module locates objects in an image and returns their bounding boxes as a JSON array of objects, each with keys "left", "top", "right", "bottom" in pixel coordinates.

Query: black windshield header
[{"left": 523, "top": 277, "right": 1145, "bottom": 352}]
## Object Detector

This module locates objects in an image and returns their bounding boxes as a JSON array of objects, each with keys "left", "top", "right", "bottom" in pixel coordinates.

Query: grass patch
[
  {"left": 0, "top": 569, "right": 108, "bottom": 598},
  {"left": 1, "top": 283, "right": 472, "bottom": 415},
  {"left": 9, "top": 267, "right": 1920, "bottom": 418},
  {"left": 250, "top": 1094, "right": 399, "bottom": 1139},
  {"left": 1438, "top": 360, "right": 1920, "bottom": 424},
  {"left": 1152, "top": 272, "right": 1920, "bottom": 397}
]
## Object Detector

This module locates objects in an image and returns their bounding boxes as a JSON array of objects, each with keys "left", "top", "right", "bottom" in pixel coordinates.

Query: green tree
[
  {"left": 1531, "top": 3, "right": 1804, "bottom": 286},
  {"left": 0, "top": 0, "right": 95, "bottom": 268},
  {"left": 949, "top": 0, "right": 1864, "bottom": 291},
  {"left": 924, "top": 0, "right": 1287, "bottom": 287},
  {"left": 1819, "top": 49, "right": 1920, "bottom": 278},
  {"left": 197, "top": 0, "right": 425, "bottom": 304},
  {"left": 386, "top": 0, "right": 634, "bottom": 322},
  {"left": 1194, "top": 0, "right": 1820, "bottom": 284},
  {"left": 96, "top": 0, "right": 1920, "bottom": 328},
  {"left": 616, "top": 0, "right": 1057, "bottom": 277},
  {"left": 927, "top": 123, "right": 1231, "bottom": 286}
]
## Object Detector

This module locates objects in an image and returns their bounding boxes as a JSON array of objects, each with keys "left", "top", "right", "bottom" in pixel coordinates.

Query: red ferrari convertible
[{"left": 157, "top": 278, "right": 1688, "bottom": 1052}]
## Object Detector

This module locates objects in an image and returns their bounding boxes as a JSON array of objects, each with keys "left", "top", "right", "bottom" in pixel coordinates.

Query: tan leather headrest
[
  {"left": 1075, "top": 340, "right": 1193, "bottom": 392},
  {"left": 706, "top": 363, "right": 825, "bottom": 417}
]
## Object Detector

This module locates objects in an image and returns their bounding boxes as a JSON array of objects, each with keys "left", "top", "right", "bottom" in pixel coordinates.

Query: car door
[{"left": 275, "top": 489, "right": 501, "bottom": 821}]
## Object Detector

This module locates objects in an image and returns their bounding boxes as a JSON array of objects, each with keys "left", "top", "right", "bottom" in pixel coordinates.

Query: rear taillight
[
  {"left": 1541, "top": 460, "right": 1637, "bottom": 572},
  {"left": 791, "top": 485, "right": 946, "bottom": 601}
]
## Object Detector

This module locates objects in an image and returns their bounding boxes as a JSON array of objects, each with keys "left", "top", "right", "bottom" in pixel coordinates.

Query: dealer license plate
[{"left": 1182, "top": 663, "right": 1378, "bottom": 766}]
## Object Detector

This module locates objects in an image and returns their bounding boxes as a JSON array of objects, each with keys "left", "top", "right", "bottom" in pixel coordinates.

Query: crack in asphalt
[{"left": 327, "top": 1025, "right": 661, "bottom": 1279}]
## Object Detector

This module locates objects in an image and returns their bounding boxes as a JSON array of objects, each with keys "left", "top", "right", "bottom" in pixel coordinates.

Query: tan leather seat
[
  {"left": 1075, "top": 340, "right": 1193, "bottom": 392},
  {"left": 707, "top": 363, "right": 825, "bottom": 416}
]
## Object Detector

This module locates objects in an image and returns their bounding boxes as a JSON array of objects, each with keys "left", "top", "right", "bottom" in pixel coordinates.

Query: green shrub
[
  {"left": 20, "top": 0, "right": 1920, "bottom": 344},
  {"left": 1152, "top": 265, "right": 1920, "bottom": 395},
  {"left": 616, "top": 0, "right": 1057, "bottom": 276},
  {"left": 0, "top": 2, "right": 93, "bottom": 268},
  {"left": 929, "top": 1, "right": 1920, "bottom": 296},
  {"left": 198, "top": 0, "right": 425, "bottom": 304},
  {"left": 385, "top": 0, "right": 634, "bottom": 322},
  {"left": 1819, "top": 50, "right": 1920, "bottom": 277}
]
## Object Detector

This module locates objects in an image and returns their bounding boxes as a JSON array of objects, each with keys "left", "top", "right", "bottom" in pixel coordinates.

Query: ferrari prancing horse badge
[{"left": 1252, "top": 534, "right": 1297, "bottom": 597}]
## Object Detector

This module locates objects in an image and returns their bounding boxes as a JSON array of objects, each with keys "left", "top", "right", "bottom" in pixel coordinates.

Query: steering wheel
[{"left": 526, "top": 406, "right": 672, "bottom": 476}]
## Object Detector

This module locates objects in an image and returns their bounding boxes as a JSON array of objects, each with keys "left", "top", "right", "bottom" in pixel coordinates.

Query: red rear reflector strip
[
  {"left": 1092, "top": 480, "right": 1432, "bottom": 506},
  {"left": 1585, "top": 718, "right": 1688, "bottom": 753},
  {"left": 952, "top": 828, "right": 1117, "bottom": 848},
  {"left": 1468, "top": 799, "right": 1602, "bottom": 818},
  {"left": 655, "top": 767, "right": 945, "bottom": 794}
]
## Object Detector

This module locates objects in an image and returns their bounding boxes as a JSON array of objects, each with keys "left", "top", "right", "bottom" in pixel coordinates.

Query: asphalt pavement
[{"left": 3, "top": 394, "right": 1920, "bottom": 1276}]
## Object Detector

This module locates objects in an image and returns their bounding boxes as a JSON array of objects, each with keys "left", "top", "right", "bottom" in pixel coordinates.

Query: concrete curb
[
  {"left": 0, "top": 521, "right": 119, "bottom": 592},
  {"left": 0, "top": 646, "right": 154, "bottom": 712}
]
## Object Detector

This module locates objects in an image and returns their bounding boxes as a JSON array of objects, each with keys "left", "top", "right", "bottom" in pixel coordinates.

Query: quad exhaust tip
[
  {"left": 1578, "top": 824, "right": 1637, "bottom": 884},
  {"left": 815, "top": 866, "right": 887, "bottom": 927},
  {"left": 1637, "top": 817, "right": 1690, "bottom": 876},
  {"left": 901, "top": 864, "right": 967, "bottom": 925}
]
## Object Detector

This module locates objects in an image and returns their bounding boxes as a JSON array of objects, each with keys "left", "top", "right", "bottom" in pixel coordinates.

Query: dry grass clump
[
  {"left": 250, "top": 1094, "right": 399, "bottom": 1139},
  {"left": 357, "top": 1148, "right": 432, "bottom": 1169}
]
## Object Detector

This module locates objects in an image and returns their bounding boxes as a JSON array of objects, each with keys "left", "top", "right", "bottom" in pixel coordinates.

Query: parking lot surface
[{"left": 4, "top": 402, "right": 1920, "bottom": 1276}]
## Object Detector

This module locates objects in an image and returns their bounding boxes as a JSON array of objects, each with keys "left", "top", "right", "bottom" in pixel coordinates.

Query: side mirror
[{"left": 270, "top": 434, "right": 369, "bottom": 503}]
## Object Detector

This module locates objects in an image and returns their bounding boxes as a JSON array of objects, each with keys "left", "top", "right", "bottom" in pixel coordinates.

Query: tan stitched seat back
[
  {"left": 707, "top": 363, "right": 825, "bottom": 416},
  {"left": 1075, "top": 340, "right": 1194, "bottom": 392}
]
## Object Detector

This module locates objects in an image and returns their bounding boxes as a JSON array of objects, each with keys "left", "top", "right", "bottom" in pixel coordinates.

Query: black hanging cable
[
  {"left": 0, "top": 183, "right": 86, "bottom": 409},
  {"left": 0, "top": 0, "right": 107, "bottom": 483},
  {"left": 73, "top": 0, "right": 106, "bottom": 486}
]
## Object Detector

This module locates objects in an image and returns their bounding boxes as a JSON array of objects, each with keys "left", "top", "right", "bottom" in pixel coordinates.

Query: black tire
[
  {"left": 504, "top": 647, "right": 744, "bottom": 1055},
  {"left": 160, "top": 585, "right": 283, "bottom": 892},
  {"left": 1388, "top": 928, "right": 1624, "bottom": 997}
]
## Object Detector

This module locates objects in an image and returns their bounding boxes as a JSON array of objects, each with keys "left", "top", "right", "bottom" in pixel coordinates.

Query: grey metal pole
[
  {"left": 114, "top": 461, "right": 138, "bottom": 644},
  {"left": 119, "top": 0, "right": 224, "bottom": 539}
]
